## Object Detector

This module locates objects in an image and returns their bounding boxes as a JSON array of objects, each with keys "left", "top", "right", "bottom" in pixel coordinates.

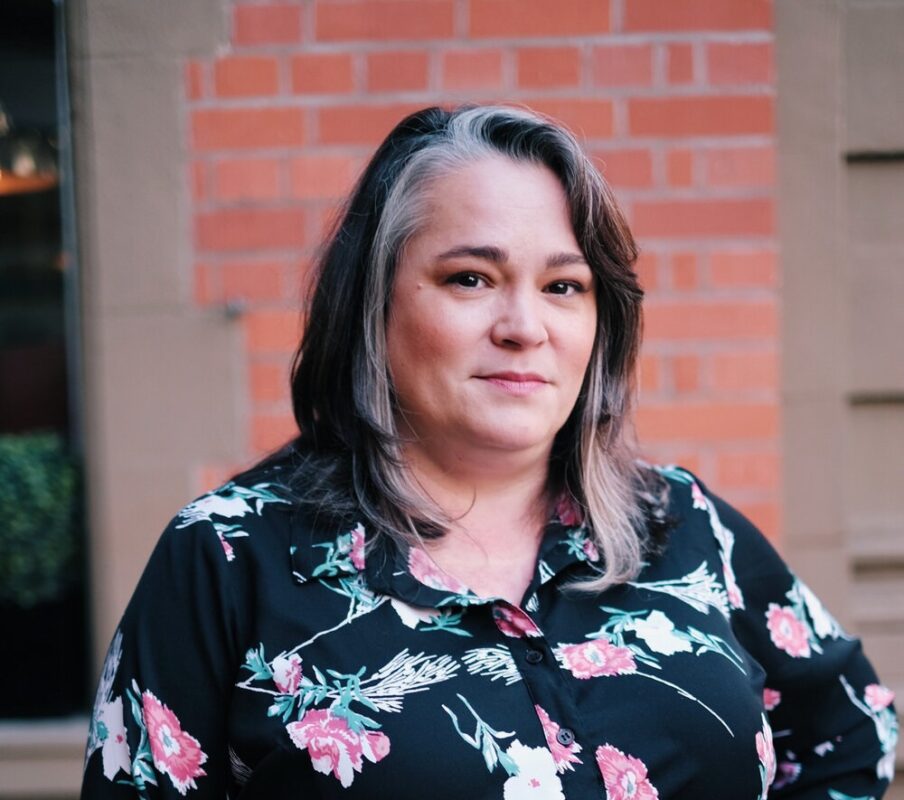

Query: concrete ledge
[{"left": 0, "top": 717, "right": 87, "bottom": 799}]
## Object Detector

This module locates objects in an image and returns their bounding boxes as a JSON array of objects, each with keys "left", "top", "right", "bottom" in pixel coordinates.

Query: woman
[{"left": 82, "top": 106, "right": 897, "bottom": 799}]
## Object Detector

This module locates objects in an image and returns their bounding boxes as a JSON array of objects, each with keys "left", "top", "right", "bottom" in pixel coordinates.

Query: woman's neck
[{"left": 401, "top": 441, "right": 552, "bottom": 603}]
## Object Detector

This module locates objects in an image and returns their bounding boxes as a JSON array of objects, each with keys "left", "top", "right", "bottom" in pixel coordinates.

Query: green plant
[{"left": 0, "top": 431, "right": 80, "bottom": 607}]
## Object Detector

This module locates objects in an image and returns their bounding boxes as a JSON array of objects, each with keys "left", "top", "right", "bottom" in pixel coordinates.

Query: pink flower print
[
  {"left": 765, "top": 604, "right": 811, "bottom": 658},
  {"left": 756, "top": 715, "right": 776, "bottom": 795},
  {"left": 690, "top": 482, "right": 707, "bottom": 511},
  {"left": 762, "top": 688, "right": 782, "bottom": 711},
  {"left": 349, "top": 524, "right": 366, "bottom": 571},
  {"left": 554, "top": 494, "right": 583, "bottom": 527},
  {"left": 864, "top": 683, "right": 895, "bottom": 711},
  {"left": 595, "top": 744, "right": 659, "bottom": 800},
  {"left": 582, "top": 535, "right": 600, "bottom": 562},
  {"left": 216, "top": 531, "right": 235, "bottom": 562},
  {"left": 286, "top": 709, "right": 390, "bottom": 788},
  {"left": 272, "top": 653, "right": 303, "bottom": 696},
  {"left": 534, "top": 705, "right": 583, "bottom": 773},
  {"left": 141, "top": 691, "right": 208, "bottom": 796},
  {"left": 407, "top": 548, "right": 469, "bottom": 594},
  {"left": 493, "top": 603, "right": 543, "bottom": 639},
  {"left": 557, "top": 640, "right": 636, "bottom": 679},
  {"left": 725, "top": 575, "right": 744, "bottom": 610},
  {"left": 773, "top": 760, "right": 801, "bottom": 790}
]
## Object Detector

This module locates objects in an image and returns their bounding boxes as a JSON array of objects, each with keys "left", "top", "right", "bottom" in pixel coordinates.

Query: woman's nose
[{"left": 490, "top": 290, "right": 549, "bottom": 348}]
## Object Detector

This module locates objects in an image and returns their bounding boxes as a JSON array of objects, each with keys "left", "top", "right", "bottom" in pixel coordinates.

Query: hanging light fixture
[{"left": 0, "top": 102, "right": 58, "bottom": 196}]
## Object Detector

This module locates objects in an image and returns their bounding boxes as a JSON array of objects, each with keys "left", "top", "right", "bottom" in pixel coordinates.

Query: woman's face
[{"left": 385, "top": 156, "right": 598, "bottom": 464}]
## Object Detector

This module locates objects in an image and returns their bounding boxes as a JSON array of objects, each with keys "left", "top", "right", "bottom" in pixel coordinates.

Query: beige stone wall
[{"left": 777, "top": 0, "right": 903, "bottom": 792}]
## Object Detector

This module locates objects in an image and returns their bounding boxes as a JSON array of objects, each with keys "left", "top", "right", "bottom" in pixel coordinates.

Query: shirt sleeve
[
  {"left": 700, "top": 483, "right": 899, "bottom": 799},
  {"left": 81, "top": 513, "right": 241, "bottom": 798}
]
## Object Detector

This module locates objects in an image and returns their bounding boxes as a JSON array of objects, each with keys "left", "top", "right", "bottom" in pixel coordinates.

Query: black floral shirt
[{"left": 82, "top": 463, "right": 898, "bottom": 799}]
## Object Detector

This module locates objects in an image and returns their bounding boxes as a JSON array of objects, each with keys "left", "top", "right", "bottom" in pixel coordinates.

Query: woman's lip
[
  {"left": 479, "top": 372, "right": 548, "bottom": 382},
  {"left": 477, "top": 375, "right": 549, "bottom": 396}
]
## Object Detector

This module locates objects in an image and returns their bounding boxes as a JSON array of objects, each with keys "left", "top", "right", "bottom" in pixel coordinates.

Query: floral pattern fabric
[{"left": 82, "top": 461, "right": 897, "bottom": 798}]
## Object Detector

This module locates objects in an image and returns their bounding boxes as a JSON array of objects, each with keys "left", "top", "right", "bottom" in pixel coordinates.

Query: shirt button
[
  {"left": 525, "top": 649, "right": 544, "bottom": 664},
  {"left": 556, "top": 727, "right": 575, "bottom": 746}
]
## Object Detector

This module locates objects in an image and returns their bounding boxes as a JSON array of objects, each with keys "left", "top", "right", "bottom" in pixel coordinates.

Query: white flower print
[
  {"left": 502, "top": 741, "right": 565, "bottom": 800},
  {"left": 839, "top": 675, "right": 898, "bottom": 782},
  {"left": 462, "top": 647, "right": 523, "bottom": 686},
  {"left": 390, "top": 598, "right": 437, "bottom": 629},
  {"left": 86, "top": 630, "right": 128, "bottom": 777},
  {"left": 179, "top": 494, "right": 252, "bottom": 525},
  {"left": 631, "top": 611, "right": 693, "bottom": 656},
  {"left": 629, "top": 563, "right": 730, "bottom": 619},
  {"left": 98, "top": 696, "right": 131, "bottom": 780},
  {"left": 796, "top": 580, "right": 849, "bottom": 641}
]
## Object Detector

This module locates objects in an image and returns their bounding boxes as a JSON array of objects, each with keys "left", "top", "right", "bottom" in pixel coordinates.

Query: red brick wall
[{"left": 187, "top": 0, "right": 779, "bottom": 538}]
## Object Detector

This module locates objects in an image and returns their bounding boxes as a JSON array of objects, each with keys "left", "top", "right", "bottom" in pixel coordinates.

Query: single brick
[
  {"left": 525, "top": 98, "right": 614, "bottom": 139},
  {"left": 213, "top": 158, "right": 282, "bottom": 202},
  {"left": 710, "top": 250, "right": 777, "bottom": 287},
  {"left": 291, "top": 53, "right": 356, "bottom": 95},
  {"left": 638, "top": 353, "right": 661, "bottom": 393},
  {"left": 367, "top": 51, "right": 429, "bottom": 92},
  {"left": 315, "top": 0, "right": 454, "bottom": 41},
  {"left": 635, "top": 402, "right": 778, "bottom": 442},
  {"left": 195, "top": 208, "right": 306, "bottom": 251},
  {"left": 667, "top": 43, "right": 694, "bottom": 84},
  {"left": 672, "top": 354, "right": 701, "bottom": 393},
  {"left": 192, "top": 108, "right": 305, "bottom": 150},
  {"left": 716, "top": 450, "right": 781, "bottom": 490},
  {"left": 250, "top": 361, "right": 289, "bottom": 405},
  {"left": 470, "top": 0, "right": 609, "bottom": 37},
  {"left": 214, "top": 56, "right": 279, "bottom": 98},
  {"left": 666, "top": 149, "right": 694, "bottom": 187},
  {"left": 705, "top": 146, "right": 775, "bottom": 187},
  {"left": 233, "top": 4, "right": 303, "bottom": 45},
  {"left": 221, "top": 260, "right": 286, "bottom": 302},
  {"left": 593, "top": 148, "right": 654, "bottom": 188},
  {"left": 245, "top": 310, "right": 303, "bottom": 353},
  {"left": 318, "top": 103, "right": 425, "bottom": 145},
  {"left": 643, "top": 300, "right": 777, "bottom": 339},
  {"left": 712, "top": 351, "right": 778, "bottom": 391},
  {"left": 441, "top": 49, "right": 504, "bottom": 91},
  {"left": 629, "top": 96, "right": 773, "bottom": 136},
  {"left": 516, "top": 47, "right": 582, "bottom": 89},
  {"left": 625, "top": 0, "right": 771, "bottom": 32},
  {"left": 592, "top": 44, "right": 653, "bottom": 87},
  {"left": 707, "top": 42, "right": 774, "bottom": 85},
  {"left": 290, "top": 154, "right": 362, "bottom": 200},
  {"left": 671, "top": 252, "right": 697, "bottom": 289},
  {"left": 631, "top": 198, "right": 773, "bottom": 237}
]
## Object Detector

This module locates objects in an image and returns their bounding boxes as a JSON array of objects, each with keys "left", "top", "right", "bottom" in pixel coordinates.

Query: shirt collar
[{"left": 289, "top": 496, "right": 602, "bottom": 610}]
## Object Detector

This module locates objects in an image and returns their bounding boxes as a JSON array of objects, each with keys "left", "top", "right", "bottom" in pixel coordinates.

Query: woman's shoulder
[
  {"left": 157, "top": 446, "right": 303, "bottom": 565},
  {"left": 644, "top": 462, "right": 785, "bottom": 585}
]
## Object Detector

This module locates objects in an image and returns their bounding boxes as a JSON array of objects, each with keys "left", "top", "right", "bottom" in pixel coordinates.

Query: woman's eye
[
  {"left": 448, "top": 272, "right": 486, "bottom": 289},
  {"left": 546, "top": 280, "right": 583, "bottom": 296}
]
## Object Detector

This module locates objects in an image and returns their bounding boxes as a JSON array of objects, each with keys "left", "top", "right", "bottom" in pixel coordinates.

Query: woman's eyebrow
[
  {"left": 436, "top": 245, "right": 507, "bottom": 263},
  {"left": 436, "top": 245, "right": 587, "bottom": 268}
]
